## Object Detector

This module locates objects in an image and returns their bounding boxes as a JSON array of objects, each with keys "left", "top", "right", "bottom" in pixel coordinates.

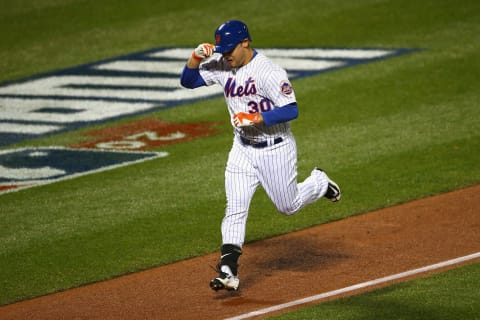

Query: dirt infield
[{"left": 1, "top": 185, "right": 479, "bottom": 320}]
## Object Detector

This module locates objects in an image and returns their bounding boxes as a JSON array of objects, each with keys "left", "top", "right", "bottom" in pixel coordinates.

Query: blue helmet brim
[{"left": 215, "top": 43, "right": 237, "bottom": 54}]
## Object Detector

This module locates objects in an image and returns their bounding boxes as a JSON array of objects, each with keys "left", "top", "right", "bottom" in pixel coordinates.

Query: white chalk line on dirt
[{"left": 225, "top": 252, "right": 480, "bottom": 320}]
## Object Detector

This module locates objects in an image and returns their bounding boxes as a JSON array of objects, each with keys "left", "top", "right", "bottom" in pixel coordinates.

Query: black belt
[{"left": 240, "top": 136, "right": 283, "bottom": 148}]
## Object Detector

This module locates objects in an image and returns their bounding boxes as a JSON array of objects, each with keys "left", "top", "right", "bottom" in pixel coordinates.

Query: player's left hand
[{"left": 233, "top": 112, "right": 263, "bottom": 127}]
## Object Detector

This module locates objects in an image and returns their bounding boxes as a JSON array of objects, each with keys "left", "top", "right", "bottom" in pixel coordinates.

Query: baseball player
[{"left": 180, "top": 20, "right": 341, "bottom": 291}]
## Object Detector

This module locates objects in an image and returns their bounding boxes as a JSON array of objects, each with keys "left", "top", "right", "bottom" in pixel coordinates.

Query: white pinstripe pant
[{"left": 222, "top": 135, "right": 329, "bottom": 246}]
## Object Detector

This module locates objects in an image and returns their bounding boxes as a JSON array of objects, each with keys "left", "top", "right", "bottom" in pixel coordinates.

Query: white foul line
[{"left": 225, "top": 252, "right": 480, "bottom": 320}]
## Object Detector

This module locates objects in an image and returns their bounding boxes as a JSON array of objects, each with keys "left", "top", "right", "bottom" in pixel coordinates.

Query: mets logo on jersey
[{"left": 281, "top": 81, "right": 293, "bottom": 95}]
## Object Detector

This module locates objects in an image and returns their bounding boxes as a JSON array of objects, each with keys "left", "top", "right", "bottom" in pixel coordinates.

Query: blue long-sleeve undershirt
[
  {"left": 180, "top": 66, "right": 206, "bottom": 88},
  {"left": 262, "top": 102, "right": 298, "bottom": 126}
]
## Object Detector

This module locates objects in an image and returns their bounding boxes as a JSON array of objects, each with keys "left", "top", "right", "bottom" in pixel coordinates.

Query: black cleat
[{"left": 316, "top": 168, "right": 341, "bottom": 202}]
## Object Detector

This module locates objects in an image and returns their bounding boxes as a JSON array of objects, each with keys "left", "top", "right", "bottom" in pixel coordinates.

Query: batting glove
[
  {"left": 192, "top": 43, "right": 215, "bottom": 62},
  {"left": 233, "top": 112, "right": 262, "bottom": 127}
]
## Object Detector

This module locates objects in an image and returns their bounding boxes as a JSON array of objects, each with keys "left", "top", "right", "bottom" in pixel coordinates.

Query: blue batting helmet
[{"left": 214, "top": 20, "right": 251, "bottom": 53}]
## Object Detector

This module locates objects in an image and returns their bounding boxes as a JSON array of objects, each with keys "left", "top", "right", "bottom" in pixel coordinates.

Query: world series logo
[
  {"left": 0, "top": 47, "right": 416, "bottom": 194},
  {"left": 0, "top": 47, "right": 415, "bottom": 147}
]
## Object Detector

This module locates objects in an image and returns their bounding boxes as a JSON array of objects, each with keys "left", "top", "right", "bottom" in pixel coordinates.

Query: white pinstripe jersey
[{"left": 199, "top": 51, "right": 296, "bottom": 142}]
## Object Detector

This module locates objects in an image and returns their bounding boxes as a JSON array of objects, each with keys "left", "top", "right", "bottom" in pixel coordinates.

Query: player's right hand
[{"left": 192, "top": 43, "right": 215, "bottom": 61}]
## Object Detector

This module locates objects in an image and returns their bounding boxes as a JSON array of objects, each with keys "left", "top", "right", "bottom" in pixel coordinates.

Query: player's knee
[{"left": 276, "top": 204, "right": 300, "bottom": 216}]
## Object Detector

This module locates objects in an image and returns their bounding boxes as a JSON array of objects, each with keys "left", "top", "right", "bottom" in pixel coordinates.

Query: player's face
[{"left": 222, "top": 40, "right": 253, "bottom": 68}]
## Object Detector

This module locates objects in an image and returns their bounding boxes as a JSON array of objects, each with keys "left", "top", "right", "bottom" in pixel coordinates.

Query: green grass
[
  {"left": 0, "top": 0, "right": 479, "bottom": 317},
  {"left": 268, "top": 262, "right": 480, "bottom": 320}
]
